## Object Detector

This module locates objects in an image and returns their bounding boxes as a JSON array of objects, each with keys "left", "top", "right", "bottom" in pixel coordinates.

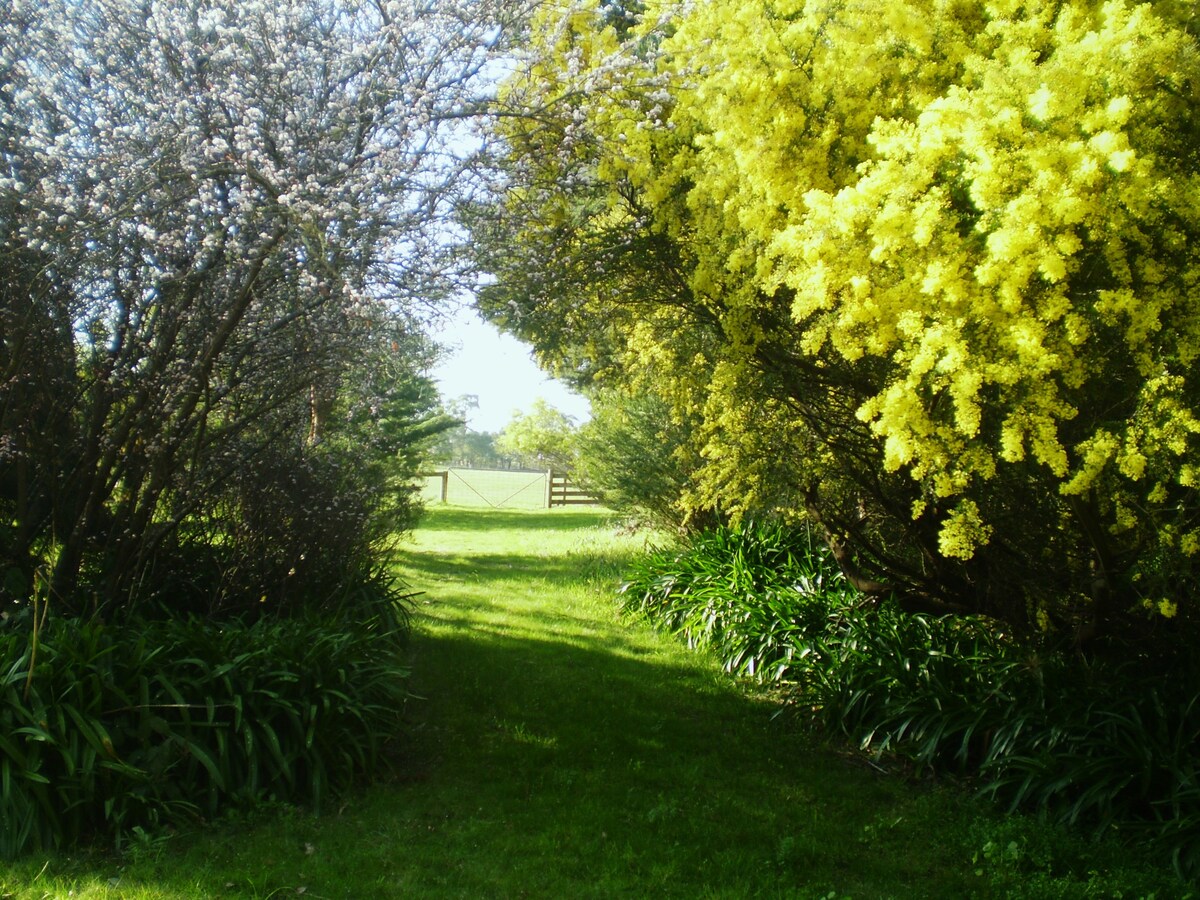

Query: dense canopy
[{"left": 475, "top": 0, "right": 1200, "bottom": 640}]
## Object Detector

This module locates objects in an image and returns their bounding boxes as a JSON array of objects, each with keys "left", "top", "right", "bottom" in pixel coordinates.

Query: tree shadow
[
  {"left": 412, "top": 505, "right": 616, "bottom": 533},
  {"left": 368, "top": 541, "right": 982, "bottom": 897},
  {"left": 17, "top": 513, "right": 984, "bottom": 898}
]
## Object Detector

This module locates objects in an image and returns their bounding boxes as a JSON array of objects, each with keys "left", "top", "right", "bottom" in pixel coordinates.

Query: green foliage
[
  {"left": 799, "top": 604, "right": 1037, "bottom": 770},
  {"left": 809, "top": 609, "right": 1200, "bottom": 877},
  {"left": 495, "top": 399, "right": 579, "bottom": 471},
  {"left": 618, "top": 521, "right": 856, "bottom": 681},
  {"left": 967, "top": 814, "right": 1192, "bottom": 898},
  {"left": 431, "top": 425, "right": 502, "bottom": 468},
  {"left": 430, "top": 396, "right": 505, "bottom": 468},
  {"left": 979, "top": 663, "right": 1200, "bottom": 876},
  {"left": 0, "top": 569, "right": 412, "bottom": 858},
  {"left": 621, "top": 523, "right": 1200, "bottom": 878},
  {"left": 574, "top": 390, "right": 709, "bottom": 531}
]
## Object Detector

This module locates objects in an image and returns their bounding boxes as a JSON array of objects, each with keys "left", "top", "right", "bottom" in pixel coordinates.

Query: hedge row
[
  {"left": 619, "top": 523, "right": 1200, "bottom": 878},
  {"left": 1, "top": 573, "right": 412, "bottom": 857}
]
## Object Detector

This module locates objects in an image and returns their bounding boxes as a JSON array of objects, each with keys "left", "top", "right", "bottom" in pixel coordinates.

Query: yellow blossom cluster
[
  {"left": 613, "top": 0, "right": 1200, "bottom": 565},
  {"left": 493, "top": 0, "right": 1200, "bottom": 622}
]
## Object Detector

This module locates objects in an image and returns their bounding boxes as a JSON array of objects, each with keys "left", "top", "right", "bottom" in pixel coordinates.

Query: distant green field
[{"left": 418, "top": 467, "right": 553, "bottom": 508}]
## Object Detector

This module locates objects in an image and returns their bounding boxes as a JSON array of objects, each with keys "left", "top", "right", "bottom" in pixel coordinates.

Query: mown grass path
[
  {"left": 372, "top": 506, "right": 984, "bottom": 898},
  {"left": 0, "top": 505, "right": 1007, "bottom": 899}
]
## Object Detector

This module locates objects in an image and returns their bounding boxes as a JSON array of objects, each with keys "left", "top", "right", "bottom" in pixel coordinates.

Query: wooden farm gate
[{"left": 548, "top": 471, "right": 600, "bottom": 507}]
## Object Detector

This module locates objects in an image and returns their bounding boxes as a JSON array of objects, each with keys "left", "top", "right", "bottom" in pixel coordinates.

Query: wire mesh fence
[{"left": 418, "top": 468, "right": 553, "bottom": 509}]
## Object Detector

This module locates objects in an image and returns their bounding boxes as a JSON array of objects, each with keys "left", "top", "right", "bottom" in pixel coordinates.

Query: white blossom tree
[{"left": 0, "top": 0, "right": 528, "bottom": 614}]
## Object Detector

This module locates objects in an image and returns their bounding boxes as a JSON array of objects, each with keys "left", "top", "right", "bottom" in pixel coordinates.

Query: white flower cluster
[
  {"left": 0, "top": 0, "right": 537, "bottom": 604},
  {"left": 3, "top": 0, "right": 523, "bottom": 320}
]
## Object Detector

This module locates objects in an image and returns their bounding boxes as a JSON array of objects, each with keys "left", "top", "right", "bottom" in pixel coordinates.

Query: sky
[{"left": 429, "top": 305, "right": 591, "bottom": 434}]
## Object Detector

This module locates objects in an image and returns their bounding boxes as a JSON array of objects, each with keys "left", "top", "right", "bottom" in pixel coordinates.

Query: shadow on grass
[
  {"left": 387, "top": 613, "right": 975, "bottom": 898},
  {"left": 375, "top": 536, "right": 983, "bottom": 898},
  {"left": 414, "top": 505, "right": 616, "bottom": 534},
  {"left": 1, "top": 505, "right": 1177, "bottom": 898},
  {"left": 397, "top": 549, "right": 637, "bottom": 587}
]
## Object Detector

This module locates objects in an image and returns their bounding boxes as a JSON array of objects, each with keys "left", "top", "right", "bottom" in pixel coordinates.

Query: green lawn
[{"left": 0, "top": 506, "right": 1180, "bottom": 898}]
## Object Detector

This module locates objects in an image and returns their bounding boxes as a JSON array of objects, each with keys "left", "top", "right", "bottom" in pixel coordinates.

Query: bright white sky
[{"left": 430, "top": 304, "right": 591, "bottom": 434}]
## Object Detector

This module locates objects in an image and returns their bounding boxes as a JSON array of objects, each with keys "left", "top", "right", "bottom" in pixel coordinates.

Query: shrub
[
  {"left": 806, "top": 608, "right": 1200, "bottom": 878},
  {"left": 618, "top": 521, "right": 857, "bottom": 681},
  {"left": 573, "top": 392, "right": 710, "bottom": 532},
  {"left": 0, "top": 568, "right": 413, "bottom": 858},
  {"left": 620, "top": 523, "right": 1200, "bottom": 878},
  {"left": 978, "top": 657, "right": 1200, "bottom": 878}
]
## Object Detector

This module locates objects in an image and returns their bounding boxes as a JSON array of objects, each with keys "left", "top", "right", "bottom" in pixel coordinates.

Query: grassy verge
[{"left": 0, "top": 506, "right": 1180, "bottom": 897}]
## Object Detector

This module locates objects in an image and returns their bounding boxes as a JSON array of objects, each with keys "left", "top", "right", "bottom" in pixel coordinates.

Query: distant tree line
[{"left": 431, "top": 397, "right": 579, "bottom": 472}]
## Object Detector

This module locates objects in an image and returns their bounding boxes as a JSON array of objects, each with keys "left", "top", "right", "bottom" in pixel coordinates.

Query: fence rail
[
  {"left": 417, "top": 468, "right": 601, "bottom": 509},
  {"left": 548, "top": 472, "right": 599, "bottom": 507}
]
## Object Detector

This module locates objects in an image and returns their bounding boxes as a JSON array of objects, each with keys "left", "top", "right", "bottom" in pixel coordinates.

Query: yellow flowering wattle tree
[{"left": 476, "top": 0, "right": 1200, "bottom": 640}]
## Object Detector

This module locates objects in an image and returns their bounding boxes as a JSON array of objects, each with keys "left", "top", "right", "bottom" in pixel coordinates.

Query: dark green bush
[
  {"left": 966, "top": 812, "right": 1191, "bottom": 897},
  {"left": 800, "top": 605, "right": 1040, "bottom": 769},
  {"left": 618, "top": 521, "right": 855, "bottom": 680},
  {"left": 978, "top": 659, "right": 1200, "bottom": 877},
  {"left": 0, "top": 569, "right": 413, "bottom": 858},
  {"left": 620, "top": 523, "right": 1200, "bottom": 879},
  {"left": 573, "top": 392, "right": 707, "bottom": 532}
]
